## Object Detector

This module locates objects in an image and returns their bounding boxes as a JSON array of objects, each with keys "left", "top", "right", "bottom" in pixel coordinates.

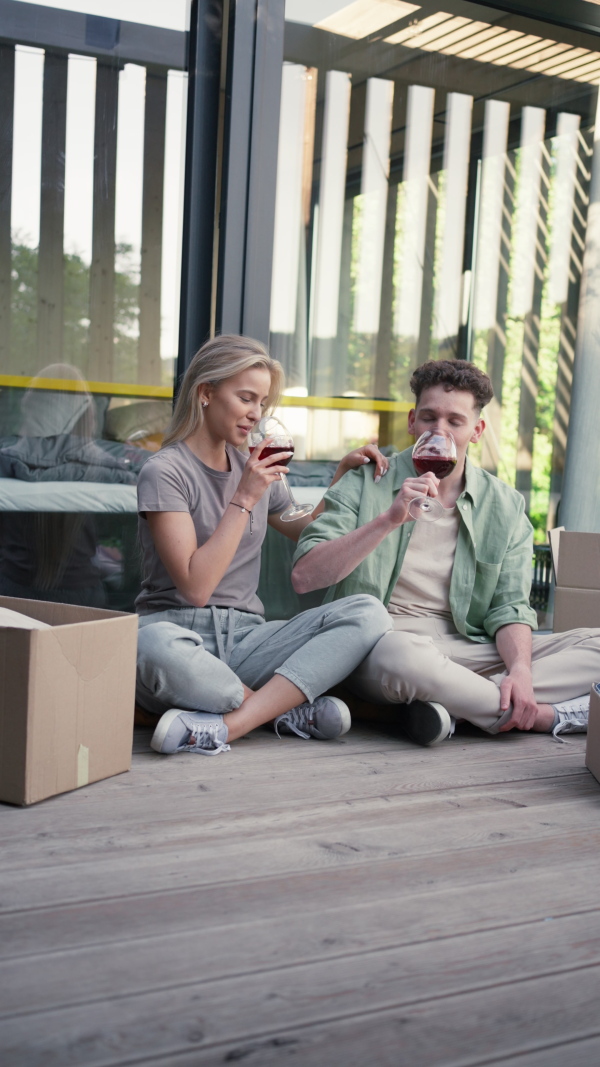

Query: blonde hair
[{"left": 162, "top": 334, "right": 284, "bottom": 449}]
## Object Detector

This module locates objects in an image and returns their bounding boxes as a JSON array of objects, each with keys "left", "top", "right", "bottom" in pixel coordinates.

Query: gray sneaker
[
  {"left": 274, "top": 696, "right": 351, "bottom": 740},
  {"left": 551, "top": 695, "right": 590, "bottom": 743},
  {"left": 397, "top": 700, "right": 454, "bottom": 746},
  {"left": 151, "top": 709, "right": 230, "bottom": 755}
]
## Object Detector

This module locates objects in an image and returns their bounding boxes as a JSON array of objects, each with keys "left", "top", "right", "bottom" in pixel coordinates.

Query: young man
[{"left": 291, "top": 360, "right": 599, "bottom": 745}]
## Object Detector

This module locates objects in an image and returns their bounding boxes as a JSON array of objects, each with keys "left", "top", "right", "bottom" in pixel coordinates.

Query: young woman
[{"left": 135, "top": 334, "right": 391, "bottom": 755}]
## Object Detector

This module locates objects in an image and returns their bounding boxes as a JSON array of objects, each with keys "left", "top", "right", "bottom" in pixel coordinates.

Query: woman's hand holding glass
[
  {"left": 233, "top": 436, "right": 294, "bottom": 510},
  {"left": 247, "top": 417, "right": 313, "bottom": 521}
]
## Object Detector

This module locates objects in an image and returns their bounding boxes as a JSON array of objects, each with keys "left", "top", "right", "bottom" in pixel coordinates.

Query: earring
[{"left": 202, "top": 401, "right": 208, "bottom": 408}]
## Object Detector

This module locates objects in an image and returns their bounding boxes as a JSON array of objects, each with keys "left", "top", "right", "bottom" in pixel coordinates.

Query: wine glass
[
  {"left": 408, "top": 429, "right": 457, "bottom": 523},
  {"left": 247, "top": 416, "right": 314, "bottom": 522}
]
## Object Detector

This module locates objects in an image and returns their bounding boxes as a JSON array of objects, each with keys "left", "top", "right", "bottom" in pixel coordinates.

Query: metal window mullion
[
  {"left": 0, "top": 44, "right": 14, "bottom": 369},
  {"left": 139, "top": 69, "right": 167, "bottom": 386},
  {"left": 177, "top": 0, "right": 223, "bottom": 382},
  {"left": 37, "top": 50, "right": 68, "bottom": 370}
]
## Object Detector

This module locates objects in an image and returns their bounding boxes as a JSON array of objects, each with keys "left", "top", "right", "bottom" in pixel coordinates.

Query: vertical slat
[
  {"left": 374, "top": 181, "right": 398, "bottom": 402},
  {"left": 394, "top": 83, "right": 435, "bottom": 365},
  {"left": 0, "top": 45, "right": 14, "bottom": 369},
  {"left": 481, "top": 151, "right": 516, "bottom": 475},
  {"left": 88, "top": 61, "right": 118, "bottom": 381},
  {"left": 416, "top": 170, "right": 439, "bottom": 366},
  {"left": 515, "top": 144, "right": 550, "bottom": 509},
  {"left": 434, "top": 91, "right": 473, "bottom": 356},
  {"left": 474, "top": 98, "right": 512, "bottom": 473},
  {"left": 139, "top": 70, "right": 167, "bottom": 385},
  {"left": 37, "top": 51, "right": 68, "bottom": 369},
  {"left": 548, "top": 125, "right": 590, "bottom": 527}
]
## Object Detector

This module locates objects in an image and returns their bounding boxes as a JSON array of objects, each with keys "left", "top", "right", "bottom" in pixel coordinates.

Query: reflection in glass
[{"left": 281, "top": 0, "right": 600, "bottom": 538}]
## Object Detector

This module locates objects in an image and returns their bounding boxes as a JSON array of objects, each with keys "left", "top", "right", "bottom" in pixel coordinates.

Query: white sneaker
[
  {"left": 274, "top": 696, "right": 351, "bottom": 740},
  {"left": 151, "top": 710, "right": 230, "bottom": 755},
  {"left": 551, "top": 694, "right": 590, "bottom": 743}
]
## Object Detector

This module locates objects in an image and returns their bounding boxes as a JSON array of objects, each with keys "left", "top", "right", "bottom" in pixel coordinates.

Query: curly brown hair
[{"left": 409, "top": 360, "right": 493, "bottom": 412}]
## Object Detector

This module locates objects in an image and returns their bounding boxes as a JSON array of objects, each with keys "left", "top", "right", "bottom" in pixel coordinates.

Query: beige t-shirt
[{"left": 388, "top": 506, "right": 460, "bottom": 620}]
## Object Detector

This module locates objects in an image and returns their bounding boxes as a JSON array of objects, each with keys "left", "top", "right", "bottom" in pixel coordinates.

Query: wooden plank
[
  {"left": 0, "top": 736, "right": 589, "bottom": 841},
  {"left": 0, "top": 785, "right": 597, "bottom": 911},
  {"left": 1, "top": 875, "right": 598, "bottom": 1016},
  {"left": 1, "top": 826, "right": 598, "bottom": 962},
  {"left": 0, "top": 769, "right": 595, "bottom": 869},
  {"left": 37, "top": 50, "right": 68, "bottom": 370},
  {"left": 88, "top": 61, "right": 118, "bottom": 381},
  {"left": 0, "top": 43, "right": 13, "bottom": 372},
  {"left": 115, "top": 966, "right": 600, "bottom": 1067},
  {"left": 138, "top": 70, "right": 167, "bottom": 385},
  {"left": 487, "top": 1036, "right": 600, "bottom": 1067},
  {"left": 2, "top": 926, "right": 599, "bottom": 1066}
]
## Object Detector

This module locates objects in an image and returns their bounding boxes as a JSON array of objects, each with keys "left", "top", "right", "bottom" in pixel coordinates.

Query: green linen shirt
[{"left": 293, "top": 447, "right": 538, "bottom": 643}]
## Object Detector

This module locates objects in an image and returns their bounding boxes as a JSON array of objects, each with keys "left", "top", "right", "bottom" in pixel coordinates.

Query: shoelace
[
  {"left": 184, "top": 721, "right": 230, "bottom": 753},
  {"left": 274, "top": 703, "right": 315, "bottom": 739},
  {"left": 552, "top": 707, "right": 588, "bottom": 744}
]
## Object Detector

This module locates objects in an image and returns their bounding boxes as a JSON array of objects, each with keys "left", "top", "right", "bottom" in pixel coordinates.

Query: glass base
[
  {"left": 279, "top": 502, "right": 315, "bottom": 522},
  {"left": 408, "top": 495, "right": 443, "bottom": 522}
]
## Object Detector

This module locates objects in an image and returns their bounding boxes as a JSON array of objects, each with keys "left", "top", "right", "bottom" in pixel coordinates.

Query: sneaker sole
[
  {"left": 150, "top": 708, "right": 187, "bottom": 754},
  {"left": 328, "top": 696, "right": 352, "bottom": 737},
  {"left": 400, "top": 701, "right": 452, "bottom": 747}
]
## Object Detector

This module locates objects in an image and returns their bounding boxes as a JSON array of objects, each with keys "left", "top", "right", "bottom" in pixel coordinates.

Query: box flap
[
  {"left": 547, "top": 527, "right": 564, "bottom": 580},
  {"left": 0, "top": 596, "right": 131, "bottom": 627}
]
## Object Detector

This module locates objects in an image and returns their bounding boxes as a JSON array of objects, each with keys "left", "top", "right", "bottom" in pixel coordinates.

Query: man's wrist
[
  {"left": 507, "top": 661, "right": 532, "bottom": 676},
  {"left": 376, "top": 510, "right": 399, "bottom": 534}
]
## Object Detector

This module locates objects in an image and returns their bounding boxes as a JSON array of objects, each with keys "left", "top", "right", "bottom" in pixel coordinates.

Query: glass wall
[
  {"left": 0, "top": 0, "right": 188, "bottom": 608},
  {"left": 273, "top": 0, "right": 600, "bottom": 536}
]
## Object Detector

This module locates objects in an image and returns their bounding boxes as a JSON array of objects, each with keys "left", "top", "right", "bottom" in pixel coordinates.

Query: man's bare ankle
[{"left": 532, "top": 703, "right": 555, "bottom": 732}]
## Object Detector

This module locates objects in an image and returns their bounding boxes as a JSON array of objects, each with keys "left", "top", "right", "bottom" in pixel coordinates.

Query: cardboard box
[
  {"left": 548, "top": 528, "right": 600, "bottom": 590},
  {"left": 553, "top": 588, "right": 600, "bottom": 632},
  {"left": 586, "top": 683, "right": 600, "bottom": 785},
  {"left": 549, "top": 528, "right": 600, "bottom": 631},
  {"left": 0, "top": 596, "right": 138, "bottom": 806}
]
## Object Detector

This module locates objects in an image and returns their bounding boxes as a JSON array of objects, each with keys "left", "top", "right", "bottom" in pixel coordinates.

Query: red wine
[
  {"left": 413, "top": 455, "right": 456, "bottom": 479},
  {"left": 249, "top": 445, "right": 294, "bottom": 461}
]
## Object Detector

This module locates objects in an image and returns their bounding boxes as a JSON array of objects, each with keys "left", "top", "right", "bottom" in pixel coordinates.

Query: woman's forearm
[{"left": 148, "top": 505, "right": 251, "bottom": 607}]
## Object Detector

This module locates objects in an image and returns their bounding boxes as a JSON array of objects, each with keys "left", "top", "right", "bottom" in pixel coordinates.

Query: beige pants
[{"left": 350, "top": 616, "right": 600, "bottom": 733}]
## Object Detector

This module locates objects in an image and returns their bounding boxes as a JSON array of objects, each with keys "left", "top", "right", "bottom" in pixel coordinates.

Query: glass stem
[{"left": 280, "top": 472, "right": 296, "bottom": 505}]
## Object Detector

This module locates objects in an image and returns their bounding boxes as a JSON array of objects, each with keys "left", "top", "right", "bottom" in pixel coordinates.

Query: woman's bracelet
[{"left": 229, "top": 499, "right": 253, "bottom": 534}]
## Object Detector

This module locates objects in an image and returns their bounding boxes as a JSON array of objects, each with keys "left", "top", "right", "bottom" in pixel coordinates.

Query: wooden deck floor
[{"left": 1, "top": 720, "right": 600, "bottom": 1067}]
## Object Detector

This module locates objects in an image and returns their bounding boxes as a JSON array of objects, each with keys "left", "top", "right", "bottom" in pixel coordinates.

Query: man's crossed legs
[{"left": 350, "top": 616, "right": 600, "bottom": 741}]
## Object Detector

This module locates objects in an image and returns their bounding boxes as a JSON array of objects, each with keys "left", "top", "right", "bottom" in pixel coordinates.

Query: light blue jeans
[{"left": 136, "top": 594, "right": 391, "bottom": 716}]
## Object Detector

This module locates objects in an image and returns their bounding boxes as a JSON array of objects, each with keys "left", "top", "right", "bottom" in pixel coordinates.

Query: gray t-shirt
[{"left": 135, "top": 441, "right": 289, "bottom": 615}]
